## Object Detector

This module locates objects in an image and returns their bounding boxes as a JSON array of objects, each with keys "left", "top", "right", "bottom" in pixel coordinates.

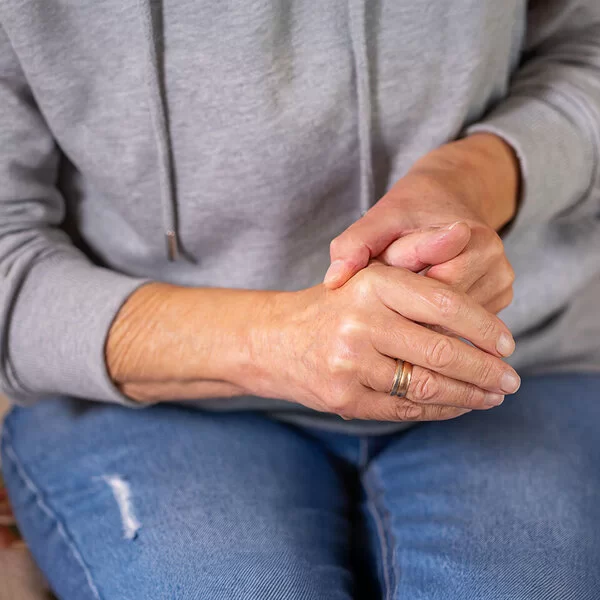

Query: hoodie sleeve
[
  {"left": 0, "top": 24, "right": 147, "bottom": 406},
  {"left": 466, "top": 0, "right": 600, "bottom": 231}
]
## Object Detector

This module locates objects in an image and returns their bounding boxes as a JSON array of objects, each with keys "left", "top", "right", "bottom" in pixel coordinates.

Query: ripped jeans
[{"left": 2, "top": 374, "right": 600, "bottom": 600}]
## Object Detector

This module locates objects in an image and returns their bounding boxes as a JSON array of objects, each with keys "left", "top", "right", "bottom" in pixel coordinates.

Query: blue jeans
[{"left": 2, "top": 374, "right": 599, "bottom": 600}]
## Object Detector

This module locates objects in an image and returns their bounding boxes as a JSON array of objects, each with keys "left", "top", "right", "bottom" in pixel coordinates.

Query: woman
[{"left": 1, "top": 1, "right": 599, "bottom": 598}]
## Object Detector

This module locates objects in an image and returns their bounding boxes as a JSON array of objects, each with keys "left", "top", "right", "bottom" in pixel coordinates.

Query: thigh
[
  {"left": 364, "top": 374, "right": 600, "bottom": 600},
  {"left": 1, "top": 399, "right": 354, "bottom": 600}
]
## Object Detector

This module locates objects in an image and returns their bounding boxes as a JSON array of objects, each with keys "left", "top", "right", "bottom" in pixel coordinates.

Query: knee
[
  {"left": 489, "top": 450, "right": 600, "bottom": 596},
  {"left": 129, "top": 548, "right": 351, "bottom": 600}
]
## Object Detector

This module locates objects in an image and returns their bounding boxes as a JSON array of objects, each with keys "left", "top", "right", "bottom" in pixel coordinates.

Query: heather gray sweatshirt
[{"left": 1, "top": 1, "right": 599, "bottom": 433}]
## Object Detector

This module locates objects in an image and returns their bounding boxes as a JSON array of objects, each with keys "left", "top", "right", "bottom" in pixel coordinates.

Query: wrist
[
  {"left": 239, "top": 288, "right": 305, "bottom": 399},
  {"left": 461, "top": 133, "right": 520, "bottom": 230},
  {"left": 409, "top": 133, "right": 520, "bottom": 231}
]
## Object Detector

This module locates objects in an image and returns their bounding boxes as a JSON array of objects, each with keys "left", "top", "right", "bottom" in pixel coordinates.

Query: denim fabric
[{"left": 1, "top": 374, "right": 599, "bottom": 599}]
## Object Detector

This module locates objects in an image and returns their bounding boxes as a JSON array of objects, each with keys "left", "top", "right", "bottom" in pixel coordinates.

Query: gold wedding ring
[
  {"left": 389, "top": 360, "right": 403, "bottom": 396},
  {"left": 390, "top": 359, "right": 413, "bottom": 398}
]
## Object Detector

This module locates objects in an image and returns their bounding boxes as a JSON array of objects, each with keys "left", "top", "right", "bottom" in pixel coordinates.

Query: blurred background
[{"left": 0, "top": 394, "right": 53, "bottom": 599}]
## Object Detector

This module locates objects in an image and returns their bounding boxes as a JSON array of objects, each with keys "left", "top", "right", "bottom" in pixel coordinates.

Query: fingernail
[
  {"left": 496, "top": 333, "right": 515, "bottom": 357},
  {"left": 447, "top": 221, "right": 464, "bottom": 230},
  {"left": 324, "top": 260, "right": 347, "bottom": 285},
  {"left": 437, "top": 222, "right": 468, "bottom": 239},
  {"left": 501, "top": 371, "right": 521, "bottom": 394},
  {"left": 484, "top": 393, "right": 505, "bottom": 407}
]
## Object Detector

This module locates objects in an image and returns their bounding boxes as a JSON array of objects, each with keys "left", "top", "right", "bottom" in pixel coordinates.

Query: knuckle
[
  {"left": 463, "top": 385, "right": 485, "bottom": 408},
  {"left": 431, "top": 405, "right": 449, "bottom": 420},
  {"left": 329, "top": 236, "right": 343, "bottom": 257},
  {"left": 336, "top": 315, "right": 366, "bottom": 344},
  {"left": 411, "top": 370, "right": 439, "bottom": 403},
  {"left": 477, "top": 358, "right": 498, "bottom": 386},
  {"left": 420, "top": 403, "right": 450, "bottom": 421},
  {"left": 330, "top": 234, "right": 371, "bottom": 265},
  {"left": 330, "top": 315, "right": 366, "bottom": 362},
  {"left": 394, "top": 401, "right": 422, "bottom": 421},
  {"left": 495, "top": 289, "right": 514, "bottom": 312},
  {"left": 351, "top": 270, "right": 377, "bottom": 301},
  {"left": 425, "top": 337, "right": 456, "bottom": 370},
  {"left": 434, "top": 261, "right": 470, "bottom": 289},
  {"left": 489, "top": 232, "right": 505, "bottom": 257},
  {"left": 479, "top": 316, "right": 499, "bottom": 341},
  {"left": 505, "top": 264, "right": 516, "bottom": 286},
  {"left": 324, "top": 387, "right": 351, "bottom": 413},
  {"left": 326, "top": 352, "right": 354, "bottom": 378},
  {"left": 431, "top": 288, "right": 462, "bottom": 320}
]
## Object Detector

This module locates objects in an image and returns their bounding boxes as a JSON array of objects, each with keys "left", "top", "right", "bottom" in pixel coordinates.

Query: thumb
[
  {"left": 379, "top": 222, "right": 471, "bottom": 272},
  {"left": 324, "top": 204, "right": 409, "bottom": 289}
]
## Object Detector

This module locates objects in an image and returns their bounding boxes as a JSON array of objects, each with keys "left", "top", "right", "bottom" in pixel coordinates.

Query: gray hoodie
[{"left": 1, "top": 0, "right": 599, "bottom": 433}]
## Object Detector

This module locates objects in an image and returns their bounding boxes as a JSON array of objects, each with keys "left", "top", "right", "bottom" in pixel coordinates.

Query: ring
[
  {"left": 389, "top": 360, "right": 404, "bottom": 396},
  {"left": 390, "top": 359, "right": 413, "bottom": 398}
]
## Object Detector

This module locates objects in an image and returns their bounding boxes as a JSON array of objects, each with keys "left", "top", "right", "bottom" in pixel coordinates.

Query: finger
[
  {"left": 373, "top": 311, "right": 521, "bottom": 394},
  {"left": 324, "top": 202, "right": 409, "bottom": 289},
  {"left": 351, "top": 388, "right": 471, "bottom": 422},
  {"left": 406, "top": 364, "right": 505, "bottom": 408},
  {"left": 373, "top": 265, "right": 516, "bottom": 358},
  {"left": 426, "top": 250, "right": 486, "bottom": 292},
  {"left": 361, "top": 355, "right": 505, "bottom": 410},
  {"left": 467, "top": 259, "right": 515, "bottom": 305},
  {"left": 484, "top": 289, "right": 514, "bottom": 315},
  {"left": 379, "top": 222, "right": 471, "bottom": 272},
  {"left": 427, "top": 228, "right": 505, "bottom": 292}
]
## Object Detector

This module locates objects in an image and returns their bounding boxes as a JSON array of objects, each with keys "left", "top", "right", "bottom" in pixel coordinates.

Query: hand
[
  {"left": 245, "top": 262, "right": 520, "bottom": 422},
  {"left": 324, "top": 133, "right": 520, "bottom": 313},
  {"left": 108, "top": 222, "right": 517, "bottom": 421},
  {"left": 381, "top": 218, "right": 514, "bottom": 314}
]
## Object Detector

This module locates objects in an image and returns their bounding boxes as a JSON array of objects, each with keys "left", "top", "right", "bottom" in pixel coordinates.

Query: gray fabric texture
[{"left": 0, "top": 0, "right": 599, "bottom": 433}]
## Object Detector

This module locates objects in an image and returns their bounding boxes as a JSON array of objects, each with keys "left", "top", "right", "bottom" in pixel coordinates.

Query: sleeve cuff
[
  {"left": 466, "top": 92, "right": 596, "bottom": 235},
  {"left": 7, "top": 253, "right": 150, "bottom": 406}
]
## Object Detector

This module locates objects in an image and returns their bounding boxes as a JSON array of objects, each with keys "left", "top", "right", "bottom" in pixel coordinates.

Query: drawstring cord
[
  {"left": 137, "top": 0, "right": 180, "bottom": 261},
  {"left": 348, "top": 0, "right": 374, "bottom": 215},
  {"left": 137, "top": 0, "right": 374, "bottom": 259}
]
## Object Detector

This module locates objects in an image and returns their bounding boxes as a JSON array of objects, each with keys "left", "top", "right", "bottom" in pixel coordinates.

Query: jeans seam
[
  {"left": 363, "top": 461, "right": 399, "bottom": 600},
  {"left": 1, "top": 423, "right": 103, "bottom": 600}
]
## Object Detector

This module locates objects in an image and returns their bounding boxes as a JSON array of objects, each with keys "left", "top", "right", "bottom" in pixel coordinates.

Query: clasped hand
[
  {"left": 108, "top": 133, "right": 521, "bottom": 423},
  {"left": 248, "top": 133, "right": 521, "bottom": 422}
]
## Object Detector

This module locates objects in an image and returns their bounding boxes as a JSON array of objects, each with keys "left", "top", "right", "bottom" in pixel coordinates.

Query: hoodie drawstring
[
  {"left": 137, "top": 0, "right": 180, "bottom": 261},
  {"left": 348, "top": 0, "right": 374, "bottom": 215},
  {"left": 137, "top": 0, "right": 373, "bottom": 260}
]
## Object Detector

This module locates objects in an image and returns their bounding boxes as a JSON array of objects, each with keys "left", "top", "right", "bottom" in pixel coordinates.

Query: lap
[
  {"left": 1, "top": 400, "right": 354, "bottom": 600},
  {"left": 366, "top": 374, "right": 600, "bottom": 600},
  {"left": 3, "top": 375, "right": 599, "bottom": 600}
]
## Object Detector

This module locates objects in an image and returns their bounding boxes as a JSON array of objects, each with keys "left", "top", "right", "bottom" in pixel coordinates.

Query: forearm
[{"left": 106, "top": 282, "right": 275, "bottom": 403}]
